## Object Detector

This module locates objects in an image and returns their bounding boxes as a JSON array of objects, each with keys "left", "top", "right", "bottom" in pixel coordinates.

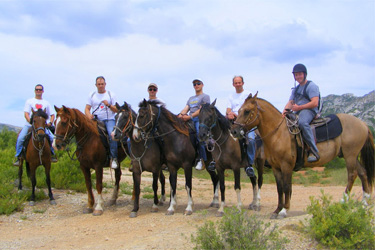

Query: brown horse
[
  {"left": 198, "top": 100, "right": 263, "bottom": 216},
  {"left": 18, "top": 109, "right": 56, "bottom": 206},
  {"left": 231, "top": 93, "right": 375, "bottom": 219},
  {"left": 53, "top": 106, "right": 127, "bottom": 216},
  {"left": 112, "top": 102, "right": 166, "bottom": 218}
]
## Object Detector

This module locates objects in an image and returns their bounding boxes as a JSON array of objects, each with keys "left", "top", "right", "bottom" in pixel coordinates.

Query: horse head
[
  {"left": 113, "top": 102, "right": 134, "bottom": 141},
  {"left": 198, "top": 99, "right": 217, "bottom": 143},
  {"left": 31, "top": 108, "right": 48, "bottom": 142},
  {"left": 231, "top": 91, "right": 260, "bottom": 138},
  {"left": 53, "top": 105, "right": 76, "bottom": 150},
  {"left": 133, "top": 99, "right": 159, "bottom": 141}
]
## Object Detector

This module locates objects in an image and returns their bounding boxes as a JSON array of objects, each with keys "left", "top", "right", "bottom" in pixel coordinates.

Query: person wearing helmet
[{"left": 283, "top": 64, "right": 320, "bottom": 162}]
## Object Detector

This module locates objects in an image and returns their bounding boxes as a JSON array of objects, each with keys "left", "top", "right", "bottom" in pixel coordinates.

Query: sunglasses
[
  {"left": 35, "top": 89, "right": 43, "bottom": 91},
  {"left": 193, "top": 82, "right": 202, "bottom": 86},
  {"left": 148, "top": 88, "right": 158, "bottom": 92}
]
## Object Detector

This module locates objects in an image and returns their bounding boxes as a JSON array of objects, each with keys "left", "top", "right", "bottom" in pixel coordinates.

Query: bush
[
  {"left": 306, "top": 191, "right": 375, "bottom": 249},
  {"left": 191, "top": 207, "right": 289, "bottom": 250}
]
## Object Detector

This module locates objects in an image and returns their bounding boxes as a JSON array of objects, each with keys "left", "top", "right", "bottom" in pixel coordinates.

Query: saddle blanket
[{"left": 314, "top": 114, "right": 342, "bottom": 143}]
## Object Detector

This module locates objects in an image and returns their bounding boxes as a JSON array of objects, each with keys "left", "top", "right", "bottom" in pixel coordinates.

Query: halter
[
  {"left": 113, "top": 108, "right": 134, "bottom": 138},
  {"left": 31, "top": 117, "right": 47, "bottom": 165}
]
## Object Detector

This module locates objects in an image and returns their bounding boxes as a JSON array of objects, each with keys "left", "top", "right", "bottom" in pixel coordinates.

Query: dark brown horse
[
  {"left": 112, "top": 102, "right": 166, "bottom": 218},
  {"left": 198, "top": 100, "right": 263, "bottom": 216},
  {"left": 18, "top": 108, "right": 56, "bottom": 206},
  {"left": 231, "top": 93, "right": 375, "bottom": 219},
  {"left": 53, "top": 106, "right": 127, "bottom": 216},
  {"left": 133, "top": 100, "right": 219, "bottom": 215}
]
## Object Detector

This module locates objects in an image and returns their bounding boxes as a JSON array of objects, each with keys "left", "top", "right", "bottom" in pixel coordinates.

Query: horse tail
[{"left": 360, "top": 129, "right": 375, "bottom": 189}]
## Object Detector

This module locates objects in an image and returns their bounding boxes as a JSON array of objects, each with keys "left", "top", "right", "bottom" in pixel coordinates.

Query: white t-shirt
[
  {"left": 87, "top": 90, "right": 117, "bottom": 120},
  {"left": 226, "top": 89, "right": 251, "bottom": 115},
  {"left": 23, "top": 97, "right": 53, "bottom": 125}
]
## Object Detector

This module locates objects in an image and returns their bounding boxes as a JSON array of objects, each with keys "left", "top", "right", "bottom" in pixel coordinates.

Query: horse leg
[
  {"left": 130, "top": 171, "right": 141, "bottom": 218},
  {"left": 184, "top": 163, "right": 194, "bottom": 215},
  {"left": 44, "top": 163, "right": 56, "bottom": 205},
  {"left": 216, "top": 168, "right": 226, "bottom": 217},
  {"left": 206, "top": 170, "right": 219, "bottom": 208},
  {"left": 278, "top": 170, "right": 293, "bottom": 219},
  {"left": 29, "top": 166, "right": 36, "bottom": 206},
  {"left": 355, "top": 159, "right": 372, "bottom": 205},
  {"left": 18, "top": 164, "right": 23, "bottom": 191},
  {"left": 271, "top": 168, "right": 284, "bottom": 219},
  {"left": 233, "top": 168, "right": 242, "bottom": 210},
  {"left": 107, "top": 167, "right": 122, "bottom": 206},
  {"left": 249, "top": 159, "right": 263, "bottom": 211},
  {"left": 248, "top": 175, "right": 259, "bottom": 211},
  {"left": 159, "top": 170, "right": 166, "bottom": 205},
  {"left": 151, "top": 171, "right": 160, "bottom": 213},
  {"left": 81, "top": 167, "right": 94, "bottom": 214},
  {"left": 166, "top": 169, "right": 178, "bottom": 215},
  {"left": 93, "top": 167, "right": 104, "bottom": 216}
]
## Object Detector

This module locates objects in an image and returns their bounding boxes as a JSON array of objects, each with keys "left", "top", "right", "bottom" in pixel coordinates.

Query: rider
[
  {"left": 85, "top": 76, "right": 119, "bottom": 169},
  {"left": 13, "top": 84, "right": 57, "bottom": 166},
  {"left": 226, "top": 76, "right": 256, "bottom": 177},
  {"left": 283, "top": 63, "right": 320, "bottom": 162},
  {"left": 178, "top": 79, "right": 210, "bottom": 170},
  {"left": 147, "top": 83, "right": 165, "bottom": 106}
]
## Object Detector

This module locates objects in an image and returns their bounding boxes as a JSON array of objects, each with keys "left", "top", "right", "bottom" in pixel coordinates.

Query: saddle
[{"left": 286, "top": 113, "right": 343, "bottom": 171}]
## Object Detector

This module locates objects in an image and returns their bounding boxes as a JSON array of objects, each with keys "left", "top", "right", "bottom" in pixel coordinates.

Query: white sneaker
[
  {"left": 111, "top": 159, "right": 118, "bottom": 169},
  {"left": 195, "top": 160, "right": 204, "bottom": 170}
]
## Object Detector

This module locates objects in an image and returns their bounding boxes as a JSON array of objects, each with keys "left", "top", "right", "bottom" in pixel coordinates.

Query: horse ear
[
  {"left": 211, "top": 99, "right": 217, "bottom": 106},
  {"left": 54, "top": 105, "right": 60, "bottom": 112},
  {"left": 115, "top": 102, "right": 121, "bottom": 110},
  {"left": 253, "top": 91, "right": 258, "bottom": 99},
  {"left": 43, "top": 108, "right": 47, "bottom": 113},
  {"left": 245, "top": 93, "right": 253, "bottom": 102}
]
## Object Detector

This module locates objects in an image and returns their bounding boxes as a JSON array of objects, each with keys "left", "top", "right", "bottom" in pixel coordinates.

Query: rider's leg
[
  {"left": 46, "top": 128, "right": 57, "bottom": 162},
  {"left": 13, "top": 125, "right": 30, "bottom": 166},
  {"left": 298, "top": 109, "right": 320, "bottom": 162},
  {"left": 193, "top": 117, "right": 205, "bottom": 170},
  {"left": 245, "top": 130, "right": 256, "bottom": 177},
  {"left": 106, "top": 119, "right": 119, "bottom": 169}
]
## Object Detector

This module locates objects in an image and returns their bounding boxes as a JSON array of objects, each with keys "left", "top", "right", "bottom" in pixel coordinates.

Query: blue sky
[{"left": 1, "top": 0, "right": 374, "bottom": 127}]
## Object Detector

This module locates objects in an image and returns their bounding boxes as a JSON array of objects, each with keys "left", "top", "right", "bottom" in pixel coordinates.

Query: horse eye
[{"left": 244, "top": 110, "right": 250, "bottom": 116}]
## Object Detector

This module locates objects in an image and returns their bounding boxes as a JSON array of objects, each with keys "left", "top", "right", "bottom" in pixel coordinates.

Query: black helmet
[{"left": 292, "top": 63, "right": 307, "bottom": 74}]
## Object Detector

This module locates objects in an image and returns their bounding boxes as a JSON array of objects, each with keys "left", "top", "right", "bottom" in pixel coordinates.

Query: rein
[{"left": 31, "top": 122, "right": 47, "bottom": 165}]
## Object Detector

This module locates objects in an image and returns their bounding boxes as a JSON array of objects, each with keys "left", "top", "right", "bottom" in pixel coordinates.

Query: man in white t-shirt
[
  {"left": 226, "top": 76, "right": 256, "bottom": 177},
  {"left": 85, "top": 76, "right": 119, "bottom": 169},
  {"left": 13, "top": 84, "right": 57, "bottom": 166}
]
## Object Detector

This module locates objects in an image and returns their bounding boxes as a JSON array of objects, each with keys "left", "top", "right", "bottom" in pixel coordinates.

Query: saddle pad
[{"left": 314, "top": 114, "right": 342, "bottom": 143}]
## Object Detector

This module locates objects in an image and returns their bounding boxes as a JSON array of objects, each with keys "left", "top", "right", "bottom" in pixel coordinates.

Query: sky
[{"left": 1, "top": 0, "right": 374, "bottom": 127}]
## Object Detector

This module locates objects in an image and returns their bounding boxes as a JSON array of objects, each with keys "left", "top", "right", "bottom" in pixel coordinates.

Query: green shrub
[
  {"left": 191, "top": 207, "right": 289, "bottom": 250},
  {"left": 324, "top": 157, "right": 346, "bottom": 169},
  {"left": 305, "top": 191, "right": 375, "bottom": 249}
]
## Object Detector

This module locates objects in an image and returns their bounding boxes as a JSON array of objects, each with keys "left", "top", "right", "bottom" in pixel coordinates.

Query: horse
[
  {"left": 17, "top": 108, "right": 56, "bottom": 206},
  {"left": 198, "top": 100, "right": 263, "bottom": 216},
  {"left": 112, "top": 102, "right": 166, "bottom": 218},
  {"left": 53, "top": 105, "right": 127, "bottom": 216},
  {"left": 133, "top": 99, "right": 219, "bottom": 215},
  {"left": 231, "top": 92, "right": 375, "bottom": 219}
]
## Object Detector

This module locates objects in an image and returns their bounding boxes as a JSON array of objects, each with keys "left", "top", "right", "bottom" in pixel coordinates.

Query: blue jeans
[
  {"left": 192, "top": 117, "right": 207, "bottom": 161},
  {"left": 103, "top": 119, "right": 118, "bottom": 159},
  {"left": 15, "top": 124, "right": 55, "bottom": 157},
  {"left": 246, "top": 130, "right": 256, "bottom": 165},
  {"left": 298, "top": 109, "right": 319, "bottom": 153}
]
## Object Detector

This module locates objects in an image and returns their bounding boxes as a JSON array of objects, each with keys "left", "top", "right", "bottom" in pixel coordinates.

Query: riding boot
[
  {"left": 307, "top": 149, "right": 320, "bottom": 163},
  {"left": 111, "top": 158, "right": 119, "bottom": 169},
  {"left": 245, "top": 165, "right": 255, "bottom": 178},
  {"left": 207, "top": 161, "right": 216, "bottom": 172},
  {"left": 13, "top": 157, "right": 21, "bottom": 167},
  {"left": 51, "top": 154, "right": 58, "bottom": 163}
]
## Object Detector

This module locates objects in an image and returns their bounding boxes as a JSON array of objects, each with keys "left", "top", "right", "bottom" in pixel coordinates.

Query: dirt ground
[{"left": 0, "top": 168, "right": 365, "bottom": 250}]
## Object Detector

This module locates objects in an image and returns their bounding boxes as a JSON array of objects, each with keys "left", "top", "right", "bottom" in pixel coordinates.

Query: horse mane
[
  {"left": 120, "top": 103, "right": 137, "bottom": 120},
  {"left": 30, "top": 108, "right": 48, "bottom": 124},
  {"left": 255, "top": 97, "right": 282, "bottom": 114},
  {"left": 140, "top": 100, "right": 189, "bottom": 137},
  {"left": 69, "top": 108, "right": 99, "bottom": 136},
  {"left": 201, "top": 103, "right": 231, "bottom": 131}
]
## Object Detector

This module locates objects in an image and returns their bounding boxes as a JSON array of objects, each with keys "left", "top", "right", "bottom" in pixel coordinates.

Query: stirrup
[{"left": 245, "top": 166, "right": 255, "bottom": 177}]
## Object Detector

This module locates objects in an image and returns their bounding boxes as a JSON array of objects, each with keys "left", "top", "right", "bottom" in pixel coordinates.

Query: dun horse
[
  {"left": 53, "top": 106, "right": 127, "bottom": 215},
  {"left": 112, "top": 102, "right": 166, "bottom": 218},
  {"left": 231, "top": 93, "right": 375, "bottom": 219},
  {"left": 198, "top": 101, "right": 263, "bottom": 216},
  {"left": 133, "top": 100, "right": 219, "bottom": 215},
  {"left": 17, "top": 108, "right": 56, "bottom": 206}
]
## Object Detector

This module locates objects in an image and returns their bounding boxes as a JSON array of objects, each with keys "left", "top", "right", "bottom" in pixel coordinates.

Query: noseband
[
  {"left": 54, "top": 116, "right": 78, "bottom": 145},
  {"left": 113, "top": 109, "right": 134, "bottom": 137}
]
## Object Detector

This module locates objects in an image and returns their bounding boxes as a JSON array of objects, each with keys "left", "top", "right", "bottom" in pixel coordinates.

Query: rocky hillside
[
  {"left": 0, "top": 123, "right": 21, "bottom": 133},
  {"left": 321, "top": 90, "right": 374, "bottom": 132}
]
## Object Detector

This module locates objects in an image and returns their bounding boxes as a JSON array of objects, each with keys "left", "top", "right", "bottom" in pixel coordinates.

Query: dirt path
[{"left": 0, "top": 169, "right": 364, "bottom": 250}]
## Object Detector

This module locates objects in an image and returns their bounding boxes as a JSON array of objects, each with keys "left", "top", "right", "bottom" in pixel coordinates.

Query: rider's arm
[
  {"left": 48, "top": 114, "right": 55, "bottom": 127},
  {"left": 85, "top": 104, "right": 94, "bottom": 119},
  {"left": 24, "top": 111, "right": 31, "bottom": 124},
  {"left": 226, "top": 108, "right": 236, "bottom": 120},
  {"left": 291, "top": 96, "right": 319, "bottom": 112}
]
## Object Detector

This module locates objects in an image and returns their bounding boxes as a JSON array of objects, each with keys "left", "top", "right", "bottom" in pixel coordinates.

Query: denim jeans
[
  {"left": 246, "top": 130, "right": 256, "bottom": 165},
  {"left": 192, "top": 117, "right": 207, "bottom": 161},
  {"left": 298, "top": 109, "right": 319, "bottom": 153},
  {"left": 103, "top": 119, "right": 118, "bottom": 159},
  {"left": 15, "top": 124, "right": 55, "bottom": 157}
]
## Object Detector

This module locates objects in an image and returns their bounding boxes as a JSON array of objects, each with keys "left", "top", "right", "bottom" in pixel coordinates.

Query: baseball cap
[
  {"left": 148, "top": 83, "right": 158, "bottom": 89},
  {"left": 192, "top": 79, "right": 203, "bottom": 84}
]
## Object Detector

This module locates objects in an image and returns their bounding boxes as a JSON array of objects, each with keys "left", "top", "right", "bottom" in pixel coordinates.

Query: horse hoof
[
  {"left": 29, "top": 201, "right": 35, "bottom": 206},
  {"left": 165, "top": 210, "right": 174, "bottom": 216},
  {"left": 129, "top": 212, "right": 138, "bottom": 218},
  {"left": 50, "top": 200, "right": 57, "bottom": 205},
  {"left": 158, "top": 201, "right": 164, "bottom": 206},
  {"left": 151, "top": 207, "right": 159, "bottom": 213},
  {"left": 248, "top": 204, "right": 260, "bottom": 211},
  {"left": 83, "top": 207, "right": 94, "bottom": 214},
  {"left": 106, "top": 199, "right": 116, "bottom": 206},
  {"left": 216, "top": 211, "right": 224, "bottom": 217},
  {"left": 277, "top": 213, "right": 287, "bottom": 219},
  {"left": 92, "top": 210, "right": 103, "bottom": 216},
  {"left": 270, "top": 213, "right": 278, "bottom": 219},
  {"left": 184, "top": 210, "right": 193, "bottom": 216},
  {"left": 210, "top": 202, "right": 219, "bottom": 208}
]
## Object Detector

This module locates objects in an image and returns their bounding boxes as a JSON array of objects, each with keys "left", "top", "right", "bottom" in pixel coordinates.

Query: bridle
[
  {"left": 113, "top": 108, "right": 134, "bottom": 138},
  {"left": 31, "top": 116, "right": 47, "bottom": 165}
]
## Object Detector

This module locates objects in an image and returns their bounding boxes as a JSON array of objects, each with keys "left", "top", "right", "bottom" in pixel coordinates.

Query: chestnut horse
[
  {"left": 198, "top": 100, "right": 263, "bottom": 216},
  {"left": 231, "top": 93, "right": 375, "bottom": 219},
  {"left": 133, "top": 100, "right": 219, "bottom": 215},
  {"left": 53, "top": 106, "right": 127, "bottom": 216},
  {"left": 18, "top": 108, "right": 56, "bottom": 206},
  {"left": 112, "top": 102, "right": 166, "bottom": 218}
]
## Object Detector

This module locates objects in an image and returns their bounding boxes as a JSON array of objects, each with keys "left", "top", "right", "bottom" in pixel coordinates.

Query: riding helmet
[{"left": 292, "top": 63, "right": 307, "bottom": 75}]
